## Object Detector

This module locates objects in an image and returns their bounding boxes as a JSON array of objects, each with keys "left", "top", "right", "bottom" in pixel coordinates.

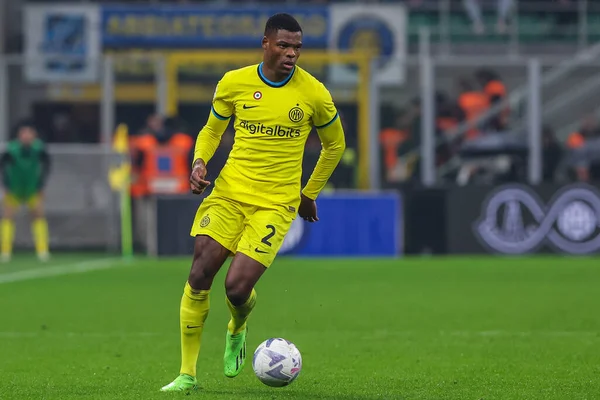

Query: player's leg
[
  {"left": 180, "top": 235, "right": 229, "bottom": 374},
  {"left": 28, "top": 194, "right": 49, "bottom": 261},
  {"left": 161, "top": 196, "right": 245, "bottom": 392},
  {"left": 163, "top": 235, "right": 229, "bottom": 392},
  {"left": 1, "top": 194, "right": 19, "bottom": 262},
  {"left": 222, "top": 252, "right": 265, "bottom": 377},
  {"left": 223, "top": 206, "right": 295, "bottom": 377}
]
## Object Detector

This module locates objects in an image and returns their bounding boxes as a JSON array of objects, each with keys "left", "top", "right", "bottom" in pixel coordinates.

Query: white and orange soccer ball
[{"left": 252, "top": 338, "right": 302, "bottom": 387}]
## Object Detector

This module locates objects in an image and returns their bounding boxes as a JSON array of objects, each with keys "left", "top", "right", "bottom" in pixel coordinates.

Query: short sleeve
[
  {"left": 211, "top": 73, "right": 233, "bottom": 120},
  {"left": 312, "top": 83, "right": 338, "bottom": 129}
]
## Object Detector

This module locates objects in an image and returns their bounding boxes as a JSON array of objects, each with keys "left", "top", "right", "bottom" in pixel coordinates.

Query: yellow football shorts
[
  {"left": 190, "top": 194, "right": 295, "bottom": 268},
  {"left": 4, "top": 193, "right": 41, "bottom": 209}
]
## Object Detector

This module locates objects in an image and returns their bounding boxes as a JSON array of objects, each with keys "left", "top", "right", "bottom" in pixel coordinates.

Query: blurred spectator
[
  {"left": 475, "top": 68, "right": 509, "bottom": 131},
  {"left": 566, "top": 115, "right": 600, "bottom": 181},
  {"left": 379, "top": 114, "right": 410, "bottom": 183},
  {"left": 457, "top": 78, "right": 490, "bottom": 141},
  {"left": 130, "top": 114, "right": 194, "bottom": 197},
  {"left": 463, "top": 0, "right": 514, "bottom": 35}
]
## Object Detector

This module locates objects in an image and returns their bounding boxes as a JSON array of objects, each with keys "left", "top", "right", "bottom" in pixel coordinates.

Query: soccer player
[
  {"left": 0, "top": 122, "right": 51, "bottom": 262},
  {"left": 160, "top": 13, "right": 346, "bottom": 392}
]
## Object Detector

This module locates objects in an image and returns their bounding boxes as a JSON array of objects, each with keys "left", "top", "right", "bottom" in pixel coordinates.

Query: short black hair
[{"left": 264, "top": 13, "right": 302, "bottom": 37}]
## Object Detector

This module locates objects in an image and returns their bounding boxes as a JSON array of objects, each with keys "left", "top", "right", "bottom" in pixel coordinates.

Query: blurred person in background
[
  {"left": 463, "top": 0, "right": 514, "bottom": 35},
  {"left": 475, "top": 68, "right": 509, "bottom": 131},
  {"left": 566, "top": 115, "right": 600, "bottom": 181},
  {"left": 0, "top": 122, "right": 51, "bottom": 262},
  {"left": 129, "top": 114, "right": 194, "bottom": 251},
  {"left": 130, "top": 114, "right": 194, "bottom": 196},
  {"left": 385, "top": 94, "right": 456, "bottom": 183},
  {"left": 457, "top": 77, "right": 490, "bottom": 141},
  {"left": 130, "top": 113, "right": 164, "bottom": 198},
  {"left": 379, "top": 114, "right": 410, "bottom": 184}
]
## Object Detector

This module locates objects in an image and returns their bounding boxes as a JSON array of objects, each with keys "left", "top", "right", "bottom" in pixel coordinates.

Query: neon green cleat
[
  {"left": 160, "top": 374, "right": 198, "bottom": 392},
  {"left": 224, "top": 327, "right": 247, "bottom": 378}
]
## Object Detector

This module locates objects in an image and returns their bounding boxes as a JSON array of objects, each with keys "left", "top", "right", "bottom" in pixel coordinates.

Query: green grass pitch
[{"left": 1, "top": 254, "right": 599, "bottom": 399}]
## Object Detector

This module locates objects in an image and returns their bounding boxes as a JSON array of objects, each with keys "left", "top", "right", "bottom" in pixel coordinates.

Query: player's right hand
[{"left": 190, "top": 159, "right": 211, "bottom": 195}]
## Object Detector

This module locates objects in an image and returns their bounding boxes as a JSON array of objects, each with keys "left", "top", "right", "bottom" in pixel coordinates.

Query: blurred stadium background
[{"left": 1, "top": 1, "right": 600, "bottom": 399}]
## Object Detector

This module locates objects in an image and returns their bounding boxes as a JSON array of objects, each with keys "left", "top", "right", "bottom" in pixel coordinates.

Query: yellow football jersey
[{"left": 205, "top": 63, "right": 339, "bottom": 209}]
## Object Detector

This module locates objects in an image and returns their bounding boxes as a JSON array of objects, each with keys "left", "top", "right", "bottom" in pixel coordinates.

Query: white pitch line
[{"left": 0, "top": 257, "right": 123, "bottom": 285}]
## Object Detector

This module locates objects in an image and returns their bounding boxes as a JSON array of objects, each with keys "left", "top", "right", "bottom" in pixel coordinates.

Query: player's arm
[
  {"left": 190, "top": 74, "right": 234, "bottom": 194},
  {"left": 300, "top": 84, "right": 346, "bottom": 221},
  {"left": 302, "top": 118, "right": 345, "bottom": 199}
]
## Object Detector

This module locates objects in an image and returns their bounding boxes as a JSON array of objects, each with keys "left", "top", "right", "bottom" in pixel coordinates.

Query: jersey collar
[{"left": 257, "top": 62, "right": 295, "bottom": 88}]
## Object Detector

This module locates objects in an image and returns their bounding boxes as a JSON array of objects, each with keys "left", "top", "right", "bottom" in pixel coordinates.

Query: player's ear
[{"left": 261, "top": 36, "right": 268, "bottom": 50}]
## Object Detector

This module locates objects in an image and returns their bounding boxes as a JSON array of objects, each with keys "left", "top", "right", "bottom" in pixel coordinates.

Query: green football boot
[
  {"left": 160, "top": 374, "right": 197, "bottom": 392},
  {"left": 224, "top": 326, "right": 247, "bottom": 378}
]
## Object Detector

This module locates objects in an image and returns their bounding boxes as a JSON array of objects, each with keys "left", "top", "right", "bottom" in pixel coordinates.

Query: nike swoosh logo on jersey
[
  {"left": 255, "top": 248, "right": 268, "bottom": 254},
  {"left": 243, "top": 104, "right": 258, "bottom": 109},
  {"left": 187, "top": 325, "right": 202, "bottom": 329}
]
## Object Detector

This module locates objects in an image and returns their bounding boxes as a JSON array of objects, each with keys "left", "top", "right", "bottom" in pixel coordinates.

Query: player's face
[
  {"left": 17, "top": 127, "right": 36, "bottom": 146},
  {"left": 263, "top": 30, "right": 302, "bottom": 77}
]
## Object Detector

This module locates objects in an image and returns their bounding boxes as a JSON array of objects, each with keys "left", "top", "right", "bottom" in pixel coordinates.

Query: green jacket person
[{"left": 1, "top": 123, "right": 51, "bottom": 262}]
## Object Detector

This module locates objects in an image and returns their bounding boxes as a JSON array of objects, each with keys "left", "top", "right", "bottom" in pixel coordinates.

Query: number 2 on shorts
[{"left": 261, "top": 224, "right": 276, "bottom": 247}]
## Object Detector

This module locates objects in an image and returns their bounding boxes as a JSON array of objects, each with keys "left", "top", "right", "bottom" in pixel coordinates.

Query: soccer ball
[{"left": 252, "top": 338, "right": 302, "bottom": 387}]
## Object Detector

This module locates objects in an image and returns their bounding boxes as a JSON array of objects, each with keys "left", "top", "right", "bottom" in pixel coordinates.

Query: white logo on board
[{"left": 474, "top": 184, "right": 600, "bottom": 254}]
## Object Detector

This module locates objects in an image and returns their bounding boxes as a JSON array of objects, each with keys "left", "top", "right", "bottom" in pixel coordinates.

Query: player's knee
[
  {"left": 224, "top": 277, "right": 253, "bottom": 307},
  {"left": 188, "top": 255, "right": 218, "bottom": 288},
  {"left": 188, "top": 236, "right": 226, "bottom": 288}
]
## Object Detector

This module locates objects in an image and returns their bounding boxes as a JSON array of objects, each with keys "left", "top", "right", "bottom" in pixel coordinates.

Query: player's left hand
[{"left": 299, "top": 193, "right": 319, "bottom": 223}]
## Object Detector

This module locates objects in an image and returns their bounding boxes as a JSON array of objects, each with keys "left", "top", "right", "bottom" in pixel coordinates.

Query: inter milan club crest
[
  {"left": 200, "top": 215, "right": 210, "bottom": 227},
  {"left": 253, "top": 91, "right": 262, "bottom": 100},
  {"left": 289, "top": 105, "right": 304, "bottom": 123}
]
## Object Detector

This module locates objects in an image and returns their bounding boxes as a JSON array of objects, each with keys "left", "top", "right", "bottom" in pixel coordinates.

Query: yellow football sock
[
  {"left": 32, "top": 218, "right": 49, "bottom": 255},
  {"left": 1, "top": 219, "right": 15, "bottom": 256},
  {"left": 180, "top": 282, "right": 210, "bottom": 377},
  {"left": 226, "top": 289, "right": 257, "bottom": 335}
]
